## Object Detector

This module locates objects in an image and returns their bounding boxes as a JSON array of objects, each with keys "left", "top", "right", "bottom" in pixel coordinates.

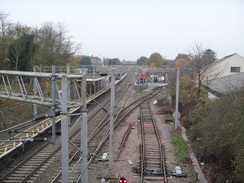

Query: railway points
[{"left": 0, "top": 68, "right": 199, "bottom": 183}]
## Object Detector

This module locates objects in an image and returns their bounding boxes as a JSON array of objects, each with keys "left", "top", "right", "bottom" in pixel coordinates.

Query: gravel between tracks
[
  {"left": 0, "top": 88, "right": 197, "bottom": 183},
  {"left": 89, "top": 89, "right": 196, "bottom": 183}
]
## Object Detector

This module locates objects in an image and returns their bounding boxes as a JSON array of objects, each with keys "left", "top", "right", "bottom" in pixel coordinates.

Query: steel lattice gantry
[
  {"left": 0, "top": 70, "right": 83, "bottom": 108},
  {"left": 0, "top": 69, "right": 85, "bottom": 183}
]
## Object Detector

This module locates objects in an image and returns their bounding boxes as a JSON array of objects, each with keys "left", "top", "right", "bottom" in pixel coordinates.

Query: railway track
[
  {"left": 0, "top": 141, "right": 60, "bottom": 183},
  {"left": 0, "top": 73, "right": 132, "bottom": 183},
  {"left": 80, "top": 92, "right": 157, "bottom": 182},
  {"left": 138, "top": 94, "right": 168, "bottom": 183},
  {"left": 49, "top": 73, "right": 136, "bottom": 182},
  {"left": 1, "top": 72, "right": 169, "bottom": 183}
]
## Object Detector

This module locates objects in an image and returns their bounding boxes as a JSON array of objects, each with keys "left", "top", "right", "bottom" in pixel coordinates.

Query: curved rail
[
  {"left": 50, "top": 73, "right": 136, "bottom": 182},
  {"left": 1, "top": 73, "right": 130, "bottom": 182}
]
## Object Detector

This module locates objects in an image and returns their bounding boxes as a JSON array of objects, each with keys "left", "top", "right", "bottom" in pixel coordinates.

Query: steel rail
[
  {"left": 87, "top": 92, "right": 154, "bottom": 165},
  {"left": 139, "top": 101, "right": 146, "bottom": 183},
  {"left": 1, "top": 74, "right": 129, "bottom": 182},
  {"left": 0, "top": 142, "right": 48, "bottom": 181},
  {"left": 72, "top": 93, "right": 155, "bottom": 183},
  {"left": 148, "top": 96, "right": 168, "bottom": 183},
  {"left": 19, "top": 146, "right": 61, "bottom": 183},
  {"left": 114, "top": 122, "right": 134, "bottom": 162},
  {"left": 139, "top": 93, "right": 168, "bottom": 183},
  {"left": 50, "top": 73, "right": 134, "bottom": 182}
]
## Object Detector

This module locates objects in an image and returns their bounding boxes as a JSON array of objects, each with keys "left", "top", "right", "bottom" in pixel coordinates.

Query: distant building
[
  {"left": 162, "top": 59, "right": 175, "bottom": 68},
  {"left": 204, "top": 53, "right": 244, "bottom": 81},
  {"left": 90, "top": 56, "right": 102, "bottom": 65},
  {"left": 203, "top": 53, "right": 244, "bottom": 93},
  {"left": 122, "top": 60, "right": 136, "bottom": 65}
]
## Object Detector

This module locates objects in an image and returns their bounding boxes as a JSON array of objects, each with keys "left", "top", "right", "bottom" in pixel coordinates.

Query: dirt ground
[{"left": 91, "top": 89, "right": 197, "bottom": 183}]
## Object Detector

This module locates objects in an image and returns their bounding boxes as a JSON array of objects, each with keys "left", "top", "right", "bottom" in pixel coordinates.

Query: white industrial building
[
  {"left": 204, "top": 53, "right": 244, "bottom": 82},
  {"left": 204, "top": 53, "right": 244, "bottom": 94}
]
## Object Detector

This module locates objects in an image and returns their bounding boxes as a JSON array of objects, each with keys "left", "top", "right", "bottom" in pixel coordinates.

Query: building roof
[
  {"left": 122, "top": 61, "right": 136, "bottom": 65},
  {"left": 208, "top": 53, "right": 240, "bottom": 68},
  {"left": 208, "top": 72, "right": 244, "bottom": 93}
]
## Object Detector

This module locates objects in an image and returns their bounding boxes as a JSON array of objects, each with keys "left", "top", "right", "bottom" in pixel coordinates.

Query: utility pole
[
  {"left": 66, "top": 63, "right": 70, "bottom": 101},
  {"left": 81, "top": 73, "right": 88, "bottom": 183},
  {"left": 175, "top": 68, "right": 180, "bottom": 129},
  {"left": 109, "top": 71, "right": 115, "bottom": 175},
  {"left": 51, "top": 65, "right": 56, "bottom": 144},
  {"left": 33, "top": 66, "right": 38, "bottom": 118},
  {"left": 61, "top": 74, "right": 69, "bottom": 183},
  {"left": 137, "top": 68, "right": 140, "bottom": 95}
]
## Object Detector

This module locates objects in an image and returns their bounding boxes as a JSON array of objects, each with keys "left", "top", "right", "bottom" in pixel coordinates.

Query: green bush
[{"left": 191, "top": 91, "right": 244, "bottom": 182}]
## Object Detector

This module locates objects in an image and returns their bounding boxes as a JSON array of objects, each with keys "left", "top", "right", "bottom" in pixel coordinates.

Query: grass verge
[{"left": 171, "top": 133, "right": 190, "bottom": 164}]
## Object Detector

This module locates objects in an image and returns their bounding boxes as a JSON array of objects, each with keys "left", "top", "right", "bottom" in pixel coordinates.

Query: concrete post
[
  {"left": 175, "top": 68, "right": 180, "bottom": 129},
  {"left": 137, "top": 68, "right": 140, "bottom": 95},
  {"left": 109, "top": 71, "right": 115, "bottom": 174},
  {"left": 61, "top": 75, "right": 69, "bottom": 183},
  {"left": 81, "top": 74, "right": 88, "bottom": 183}
]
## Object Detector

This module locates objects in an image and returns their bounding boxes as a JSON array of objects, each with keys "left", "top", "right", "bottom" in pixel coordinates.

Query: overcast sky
[{"left": 1, "top": 0, "right": 244, "bottom": 61}]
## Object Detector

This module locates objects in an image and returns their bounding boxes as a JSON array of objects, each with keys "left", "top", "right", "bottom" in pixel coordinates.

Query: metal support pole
[
  {"left": 33, "top": 67, "right": 38, "bottom": 118},
  {"left": 93, "top": 67, "right": 96, "bottom": 93},
  {"left": 61, "top": 75, "right": 69, "bottom": 183},
  {"left": 175, "top": 68, "right": 180, "bottom": 129},
  {"left": 109, "top": 71, "right": 115, "bottom": 175},
  {"left": 137, "top": 68, "right": 140, "bottom": 95},
  {"left": 67, "top": 63, "right": 70, "bottom": 100},
  {"left": 81, "top": 74, "right": 88, "bottom": 183},
  {"left": 66, "top": 64, "right": 71, "bottom": 126},
  {"left": 51, "top": 66, "right": 56, "bottom": 145}
]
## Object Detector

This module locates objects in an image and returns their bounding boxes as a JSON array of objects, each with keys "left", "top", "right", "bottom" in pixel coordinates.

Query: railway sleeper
[
  {"left": 145, "top": 147, "right": 161, "bottom": 150},
  {"left": 143, "top": 168, "right": 165, "bottom": 175},
  {"left": 146, "top": 166, "right": 163, "bottom": 170},
  {"left": 145, "top": 156, "right": 162, "bottom": 159},
  {"left": 145, "top": 157, "right": 161, "bottom": 160},
  {"left": 145, "top": 154, "right": 161, "bottom": 157},
  {"left": 13, "top": 170, "right": 32, "bottom": 174},
  {"left": 145, "top": 162, "right": 162, "bottom": 165},
  {"left": 144, "top": 176, "right": 167, "bottom": 181},
  {"left": 145, "top": 152, "right": 161, "bottom": 155},
  {"left": 7, "top": 174, "right": 27, "bottom": 177},
  {"left": 145, "top": 149, "right": 161, "bottom": 153},
  {"left": 142, "top": 117, "right": 151, "bottom": 120},
  {"left": 144, "top": 143, "right": 160, "bottom": 146}
]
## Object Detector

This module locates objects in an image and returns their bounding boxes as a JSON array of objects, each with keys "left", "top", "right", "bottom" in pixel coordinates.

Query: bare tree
[
  {"left": 0, "top": 12, "right": 12, "bottom": 69},
  {"left": 35, "top": 22, "right": 80, "bottom": 66},
  {"left": 8, "top": 23, "right": 32, "bottom": 70},
  {"left": 187, "top": 42, "right": 219, "bottom": 97}
]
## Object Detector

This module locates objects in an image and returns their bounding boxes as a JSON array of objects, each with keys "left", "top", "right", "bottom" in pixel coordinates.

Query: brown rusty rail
[
  {"left": 139, "top": 94, "right": 168, "bottom": 183},
  {"left": 114, "top": 122, "right": 134, "bottom": 162}
]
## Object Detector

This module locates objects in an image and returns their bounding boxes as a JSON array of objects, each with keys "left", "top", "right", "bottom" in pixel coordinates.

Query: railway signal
[{"left": 119, "top": 176, "right": 127, "bottom": 183}]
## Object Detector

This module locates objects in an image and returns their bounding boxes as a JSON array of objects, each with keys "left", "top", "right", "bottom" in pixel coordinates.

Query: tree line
[
  {"left": 136, "top": 52, "right": 165, "bottom": 67},
  {"left": 0, "top": 12, "right": 81, "bottom": 71}
]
